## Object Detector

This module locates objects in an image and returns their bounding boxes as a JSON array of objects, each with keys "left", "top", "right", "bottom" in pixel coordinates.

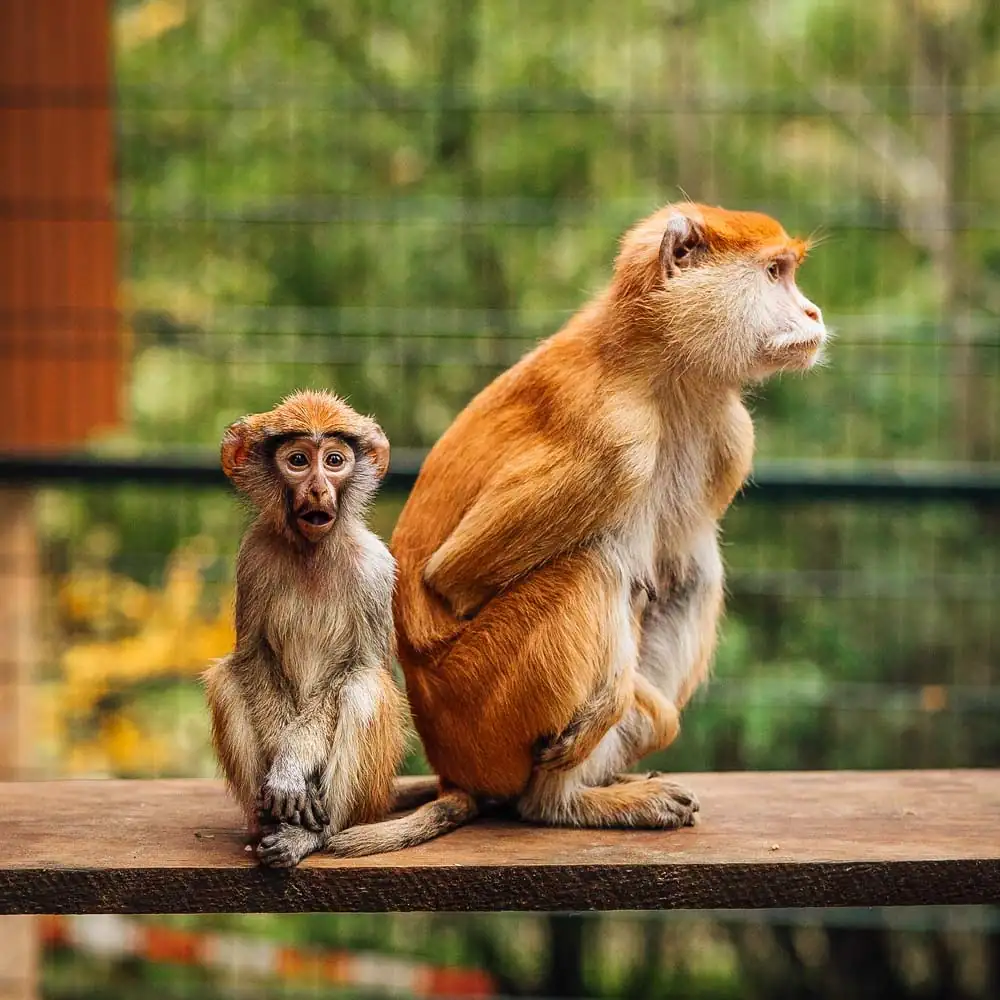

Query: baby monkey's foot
[
  {"left": 256, "top": 823, "right": 327, "bottom": 869},
  {"left": 257, "top": 778, "right": 330, "bottom": 832}
]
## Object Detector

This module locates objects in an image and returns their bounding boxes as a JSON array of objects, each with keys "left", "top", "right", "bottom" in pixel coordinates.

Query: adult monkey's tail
[{"left": 327, "top": 778, "right": 479, "bottom": 858}]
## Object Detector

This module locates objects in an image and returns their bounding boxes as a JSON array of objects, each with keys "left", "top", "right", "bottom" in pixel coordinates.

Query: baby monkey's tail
[{"left": 326, "top": 779, "right": 479, "bottom": 858}]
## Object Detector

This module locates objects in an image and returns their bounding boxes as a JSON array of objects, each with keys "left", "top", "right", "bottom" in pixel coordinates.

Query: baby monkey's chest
[{"left": 264, "top": 585, "right": 356, "bottom": 685}]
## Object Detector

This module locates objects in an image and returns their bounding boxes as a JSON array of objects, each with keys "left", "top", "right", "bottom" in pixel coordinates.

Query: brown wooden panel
[
  {"left": 0, "top": 0, "right": 121, "bottom": 451},
  {"left": 0, "top": 488, "right": 39, "bottom": 998},
  {"left": 0, "top": 771, "right": 997, "bottom": 913}
]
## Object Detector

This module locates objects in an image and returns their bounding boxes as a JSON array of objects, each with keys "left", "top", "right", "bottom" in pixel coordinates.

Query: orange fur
[
  {"left": 678, "top": 202, "right": 808, "bottom": 259},
  {"left": 386, "top": 201, "right": 826, "bottom": 834},
  {"left": 222, "top": 390, "right": 390, "bottom": 481}
]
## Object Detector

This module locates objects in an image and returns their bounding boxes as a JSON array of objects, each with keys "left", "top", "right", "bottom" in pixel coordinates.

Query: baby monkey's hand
[{"left": 257, "top": 775, "right": 330, "bottom": 832}]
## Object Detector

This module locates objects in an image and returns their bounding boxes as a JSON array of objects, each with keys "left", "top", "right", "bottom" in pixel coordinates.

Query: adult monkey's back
[{"left": 326, "top": 202, "right": 828, "bottom": 857}]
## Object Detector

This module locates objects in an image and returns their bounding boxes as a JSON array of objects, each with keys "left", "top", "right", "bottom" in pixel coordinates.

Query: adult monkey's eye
[
  {"left": 766, "top": 260, "right": 781, "bottom": 283},
  {"left": 325, "top": 452, "right": 345, "bottom": 468},
  {"left": 287, "top": 452, "right": 309, "bottom": 468}
]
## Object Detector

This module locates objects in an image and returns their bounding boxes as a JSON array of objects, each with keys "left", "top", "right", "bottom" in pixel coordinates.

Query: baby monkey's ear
[
  {"left": 221, "top": 419, "right": 253, "bottom": 480},
  {"left": 358, "top": 417, "right": 391, "bottom": 481}
]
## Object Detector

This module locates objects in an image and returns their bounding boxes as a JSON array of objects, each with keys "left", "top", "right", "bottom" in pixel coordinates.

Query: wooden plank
[{"left": 0, "top": 771, "right": 997, "bottom": 913}]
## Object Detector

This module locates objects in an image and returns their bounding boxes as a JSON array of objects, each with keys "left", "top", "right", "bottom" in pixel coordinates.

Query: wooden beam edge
[{"left": 2, "top": 858, "right": 998, "bottom": 914}]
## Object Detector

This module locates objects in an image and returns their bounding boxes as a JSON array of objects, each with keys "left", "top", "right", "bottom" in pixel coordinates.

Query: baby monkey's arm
[{"left": 258, "top": 692, "right": 337, "bottom": 832}]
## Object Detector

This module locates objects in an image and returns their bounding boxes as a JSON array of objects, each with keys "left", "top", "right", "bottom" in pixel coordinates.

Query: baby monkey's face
[{"left": 274, "top": 436, "right": 356, "bottom": 542}]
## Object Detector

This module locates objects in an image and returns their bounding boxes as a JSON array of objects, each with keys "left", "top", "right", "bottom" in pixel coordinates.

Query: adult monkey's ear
[
  {"left": 659, "top": 212, "right": 706, "bottom": 279},
  {"left": 221, "top": 419, "right": 252, "bottom": 480}
]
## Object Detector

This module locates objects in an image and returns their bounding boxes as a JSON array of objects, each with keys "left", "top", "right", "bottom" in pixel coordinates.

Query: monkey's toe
[
  {"left": 647, "top": 777, "right": 700, "bottom": 827},
  {"left": 612, "top": 770, "right": 665, "bottom": 785},
  {"left": 669, "top": 785, "right": 699, "bottom": 812},
  {"left": 256, "top": 825, "right": 321, "bottom": 868},
  {"left": 256, "top": 841, "right": 300, "bottom": 868}
]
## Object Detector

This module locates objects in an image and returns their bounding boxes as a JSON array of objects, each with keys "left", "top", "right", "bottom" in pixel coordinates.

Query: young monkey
[{"left": 203, "top": 390, "right": 410, "bottom": 868}]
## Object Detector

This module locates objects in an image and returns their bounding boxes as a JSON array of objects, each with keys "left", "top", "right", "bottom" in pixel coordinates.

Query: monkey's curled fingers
[
  {"left": 298, "top": 782, "right": 330, "bottom": 833},
  {"left": 533, "top": 722, "right": 583, "bottom": 773},
  {"left": 257, "top": 777, "right": 312, "bottom": 826},
  {"left": 533, "top": 681, "right": 628, "bottom": 774}
]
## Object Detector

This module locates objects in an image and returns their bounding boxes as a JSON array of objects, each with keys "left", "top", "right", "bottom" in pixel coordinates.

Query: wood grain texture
[{"left": 0, "top": 771, "right": 997, "bottom": 913}]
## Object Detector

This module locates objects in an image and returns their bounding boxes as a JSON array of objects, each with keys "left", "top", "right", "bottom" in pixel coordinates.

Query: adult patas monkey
[{"left": 324, "top": 202, "right": 828, "bottom": 857}]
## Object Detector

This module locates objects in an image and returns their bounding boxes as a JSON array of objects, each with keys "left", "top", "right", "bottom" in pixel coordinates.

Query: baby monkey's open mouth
[{"left": 298, "top": 510, "right": 334, "bottom": 527}]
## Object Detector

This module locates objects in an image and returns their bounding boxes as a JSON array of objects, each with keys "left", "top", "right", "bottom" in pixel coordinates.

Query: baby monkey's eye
[
  {"left": 766, "top": 260, "right": 782, "bottom": 283},
  {"left": 325, "top": 452, "right": 345, "bottom": 469},
  {"left": 287, "top": 452, "right": 309, "bottom": 468}
]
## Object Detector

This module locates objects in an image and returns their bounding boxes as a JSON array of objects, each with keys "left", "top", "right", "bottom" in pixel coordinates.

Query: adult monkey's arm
[{"left": 423, "top": 442, "right": 644, "bottom": 618}]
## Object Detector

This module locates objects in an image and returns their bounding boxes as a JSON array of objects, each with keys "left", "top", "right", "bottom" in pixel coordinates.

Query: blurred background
[{"left": 1, "top": 0, "right": 999, "bottom": 997}]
